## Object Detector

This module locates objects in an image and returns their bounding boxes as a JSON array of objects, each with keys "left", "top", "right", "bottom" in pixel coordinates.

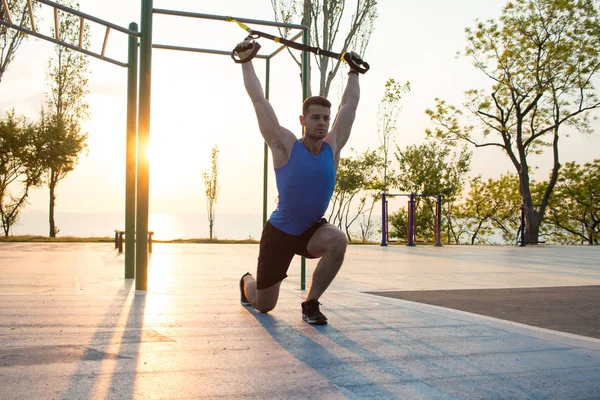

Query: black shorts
[{"left": 256, "top": 218, "right": 327, "bottom": 290}]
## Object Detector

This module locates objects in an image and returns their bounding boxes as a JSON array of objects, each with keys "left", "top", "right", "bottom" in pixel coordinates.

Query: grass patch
[
  {"left": 160, "top": 238, "right": 259, "bottom": 244},
  {"left": 0, "top": 235, "right": 114, "bottom": 243},
  {"left": 0, "top": 235, "right": 259, "bottom": 244}
]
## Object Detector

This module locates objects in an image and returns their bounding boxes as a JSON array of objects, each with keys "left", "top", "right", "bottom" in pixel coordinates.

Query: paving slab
[
  {"left": 367, "top": 285, "right": 600, "bottom": 338},
  {"left": 0, "top": 243, "right": 599, "bottom": 399}
]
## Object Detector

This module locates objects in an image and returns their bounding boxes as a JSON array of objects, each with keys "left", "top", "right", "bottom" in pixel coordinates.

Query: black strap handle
[
  {"left": 231, "top": 38, "right": 261, "bottom": 64},
  {"left": 342, "top": 52, "right": 370, "bottom": 74}
]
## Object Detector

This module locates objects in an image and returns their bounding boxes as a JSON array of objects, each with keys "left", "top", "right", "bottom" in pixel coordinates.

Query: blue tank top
[{"left": 270, "top": 139, "right": 336, "bottom": 235}]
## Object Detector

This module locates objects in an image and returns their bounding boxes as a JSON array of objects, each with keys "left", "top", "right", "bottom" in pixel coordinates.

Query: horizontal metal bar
[
  {"left": 384, "top": 193, "right": 411, "bottom": 197},
  {"left": 268, "top": 31, "right": 303, "bottom": 58},
  {"left": 0, "top": 18, "right": 128, "bottom": 67},
  {"left": 152, "top": 8, "right": 308, "bottom": 31},
  {"left": 384, "top": 193, "right": 441, "bottom": 198},
  {"left": 153, "top": 43, "right": 269, "bottom": 59},
  {"left": 35, "top": 0, "right": 140, "bottom": 37}
]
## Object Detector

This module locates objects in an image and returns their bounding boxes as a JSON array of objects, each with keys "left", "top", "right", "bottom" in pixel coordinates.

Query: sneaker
[
  {"left": 240, "top": 272, "right": 252, "bottom": 306},
  {"left": 301, "top": 299, "right": 328, "bottom": 325}
]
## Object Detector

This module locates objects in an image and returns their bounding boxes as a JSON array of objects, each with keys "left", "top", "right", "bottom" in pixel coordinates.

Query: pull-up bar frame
[
  {"left": 2, "top": 0, "right": 311, "bottom": 291},
  {"left": 0, "top": 0, "right": 138, "bottom": 67},
  {"left": 1, "top": 0, "right": 140, "bottom": 278}
]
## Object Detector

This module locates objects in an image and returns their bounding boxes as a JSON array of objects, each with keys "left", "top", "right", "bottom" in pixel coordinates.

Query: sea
[
  {"left": 8, "top": 211, "right": 507, "bottom": 244},
  {"left": 9, "top": 211, "right": 266, "bottom": 241}
]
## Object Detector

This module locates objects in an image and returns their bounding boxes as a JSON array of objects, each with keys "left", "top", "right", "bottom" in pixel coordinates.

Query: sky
[{"left": 2, "top": 0, "right": 600, "bottom": 218}]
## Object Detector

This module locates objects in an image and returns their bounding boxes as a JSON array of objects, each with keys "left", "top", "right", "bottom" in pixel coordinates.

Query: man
[{"left": 236, "top": 40, "right": 361, "bottom": 325}]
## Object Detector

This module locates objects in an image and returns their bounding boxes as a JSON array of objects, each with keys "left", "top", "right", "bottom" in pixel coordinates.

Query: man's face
[{"left": 301, "top": 105, "right": 331, "bottom": 139}]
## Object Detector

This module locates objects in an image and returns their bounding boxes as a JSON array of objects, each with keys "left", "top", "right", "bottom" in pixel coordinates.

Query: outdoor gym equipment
[
  {"left": 380, "top": 193, "right": 443, "bottom": 247},
  {"left": 1, "top": 0, "right": 141, "bottom": 282},
  {"left": 1, "top": 0, "right": 314, "bottom": 290}
]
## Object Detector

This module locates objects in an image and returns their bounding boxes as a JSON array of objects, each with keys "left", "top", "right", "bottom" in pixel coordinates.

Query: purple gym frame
[{"left": 380, "top": 193, "right": 443, "bottom": 247}]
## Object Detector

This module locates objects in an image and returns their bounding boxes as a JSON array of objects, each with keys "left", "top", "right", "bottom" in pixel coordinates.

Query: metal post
[
  {"left": 135, "top": 0, "right": 153, "bottom": 290},
  {"left": 125, "top": 22, "right": 139, "bottom": 279},
  {"left": 263, "top": 58, "right": 270, "bottom": 227},
  {"left": 381, "top": 193, "right": 387, "bottom": 246},
  {"left": 118, "top": 232, "right": 124, "bottom": 253},
  {"left": 407, "top": 193, "right": 416, "bottom": 246},
  {"left": 520, "top": 205, "right": 526, "bottom": 247},
  {"left": 434, "top": 194, "right": 443, "bottom": 247},
  {"left": 385, "top": 199, "right": 390, "bottom": 244},
  {"left": 300, "top": 29, "right": 309, "bottom": 291}
]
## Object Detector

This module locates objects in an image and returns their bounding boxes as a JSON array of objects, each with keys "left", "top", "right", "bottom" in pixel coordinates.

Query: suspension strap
[{"left": 227, "top": 17, "right": 370, "bottom": 73}]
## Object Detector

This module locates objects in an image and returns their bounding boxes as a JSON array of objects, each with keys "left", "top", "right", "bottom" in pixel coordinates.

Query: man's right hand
[{"left": 235, "top": 40, "right": 257, "bottom": 62}]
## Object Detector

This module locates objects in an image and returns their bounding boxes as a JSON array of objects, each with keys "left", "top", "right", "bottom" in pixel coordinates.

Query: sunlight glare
[
  {"left": 145, "top": 141, "right": 154, "bottom": 162},
  {"left": 149, "top": 213, "right": 175, "bottom": 240}
]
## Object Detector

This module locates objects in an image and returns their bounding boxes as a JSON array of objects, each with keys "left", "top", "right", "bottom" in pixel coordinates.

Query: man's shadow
[{"left": 247, "top": 309, "right": 399, "bottom": 398}]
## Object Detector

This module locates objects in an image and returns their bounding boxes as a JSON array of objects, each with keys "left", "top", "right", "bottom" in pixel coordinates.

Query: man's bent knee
[
  {"left": 256, "top": 302, "right": 276, "bottom": 313},
  {"left": 328, "top": 233, "right": 347, "bottom": 256},
  {"left": 255, "top": 296, "right": 277, "bottom": 313},
  {"left": 308, "top": 225, "right": 348, "bottom": 258},
  {"left": 254, "top": 281, "right": 282, "bottom": 313}
]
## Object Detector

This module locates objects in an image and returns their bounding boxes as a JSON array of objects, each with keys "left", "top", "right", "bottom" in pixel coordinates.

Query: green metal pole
[
  {"left": 136, "top": 0, "right": 153, "bottom": 290},
  {"left": 263, "top": 58, "right": 270, "bottom": 227},
  {"left": 125, "top": 22, "right": 139, "bottom": 279},
  {"left": 300, "top": 29, "right": 310, "bottom": 291}
]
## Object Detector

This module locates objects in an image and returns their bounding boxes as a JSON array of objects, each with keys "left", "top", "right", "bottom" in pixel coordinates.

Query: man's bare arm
[
  {"left": 242, "top": 61, "right": 295, "bottom": 150},
  {"left": 328, "top": 72, "right": 360, "bottom": 154}
]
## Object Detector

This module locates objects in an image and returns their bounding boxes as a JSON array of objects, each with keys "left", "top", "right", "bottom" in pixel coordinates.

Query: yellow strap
[{"left": 226, "top": 16, "right": 251, "bottom": 32}]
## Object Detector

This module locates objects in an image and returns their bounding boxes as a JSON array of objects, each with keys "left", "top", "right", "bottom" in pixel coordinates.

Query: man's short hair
[{"left": 302, "top": 96, "right": 332, "bottom": 116}]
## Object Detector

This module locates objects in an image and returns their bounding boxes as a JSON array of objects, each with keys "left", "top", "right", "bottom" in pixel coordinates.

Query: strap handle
[
  {"left": 342, "top": 52, "right": 370, "bottom": 74},
  {"left": 231, "top": 38, "right": 261, "bottom": 64}
]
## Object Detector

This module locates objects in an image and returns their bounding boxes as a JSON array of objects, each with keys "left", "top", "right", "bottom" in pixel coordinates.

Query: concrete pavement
[{"left": 0, "top": 243, "right": 599, "bottom": 399}]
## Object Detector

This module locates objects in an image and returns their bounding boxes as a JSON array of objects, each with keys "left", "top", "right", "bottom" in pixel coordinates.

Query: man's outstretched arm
[
  {"left": 241, "top": 60, "right": 294, "bottom": 149},
  {"left": 328, "top": 70, "right": 360, "bottom": 154}
]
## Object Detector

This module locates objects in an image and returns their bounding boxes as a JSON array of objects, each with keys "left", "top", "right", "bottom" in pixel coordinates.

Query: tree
[
  {"left": 457, "top": 176, "right": 500, "bottom": 244},
  {"left": 357, "top": 191, "right": 380, "bottom": 242},
  {"left": 0, "top": 0, "right": 39, "bottom": 84},
  {"left": 392, "top": 141, "right": 471, "bottom": 244},
  {"left": 271, "top": 0, "right": 378, "bottom": 97},
  {"left": 458, "top": 173, "right": 523, "bottom": 244},
  {"left": 378, "top": 78, "right": 410, "bottom": 192},
  {"left": 388, "top": 204, "right": 408, "bottom": 241},
  {"left": 42, "top": 0, "right": 89, "bottom": 237},
  {"left": 202, "top": 146, "right": 219, "bottom": 239},
  {"left": 545, "top": 160, "right": 599, "bottom": 244},
  {"left": 328, "top": 148, "right": 383, "bottom": 241},
  {"left": 0, "top": 110, "right": 43, "bottom": 236},
  {"left": 426, "top": 0, "right": 600, "bottom": 244}
]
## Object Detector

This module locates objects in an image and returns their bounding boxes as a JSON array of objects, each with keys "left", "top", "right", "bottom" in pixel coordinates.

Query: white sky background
[{"left": 2, "top": 0, "right": 599, "bottom": 216}]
